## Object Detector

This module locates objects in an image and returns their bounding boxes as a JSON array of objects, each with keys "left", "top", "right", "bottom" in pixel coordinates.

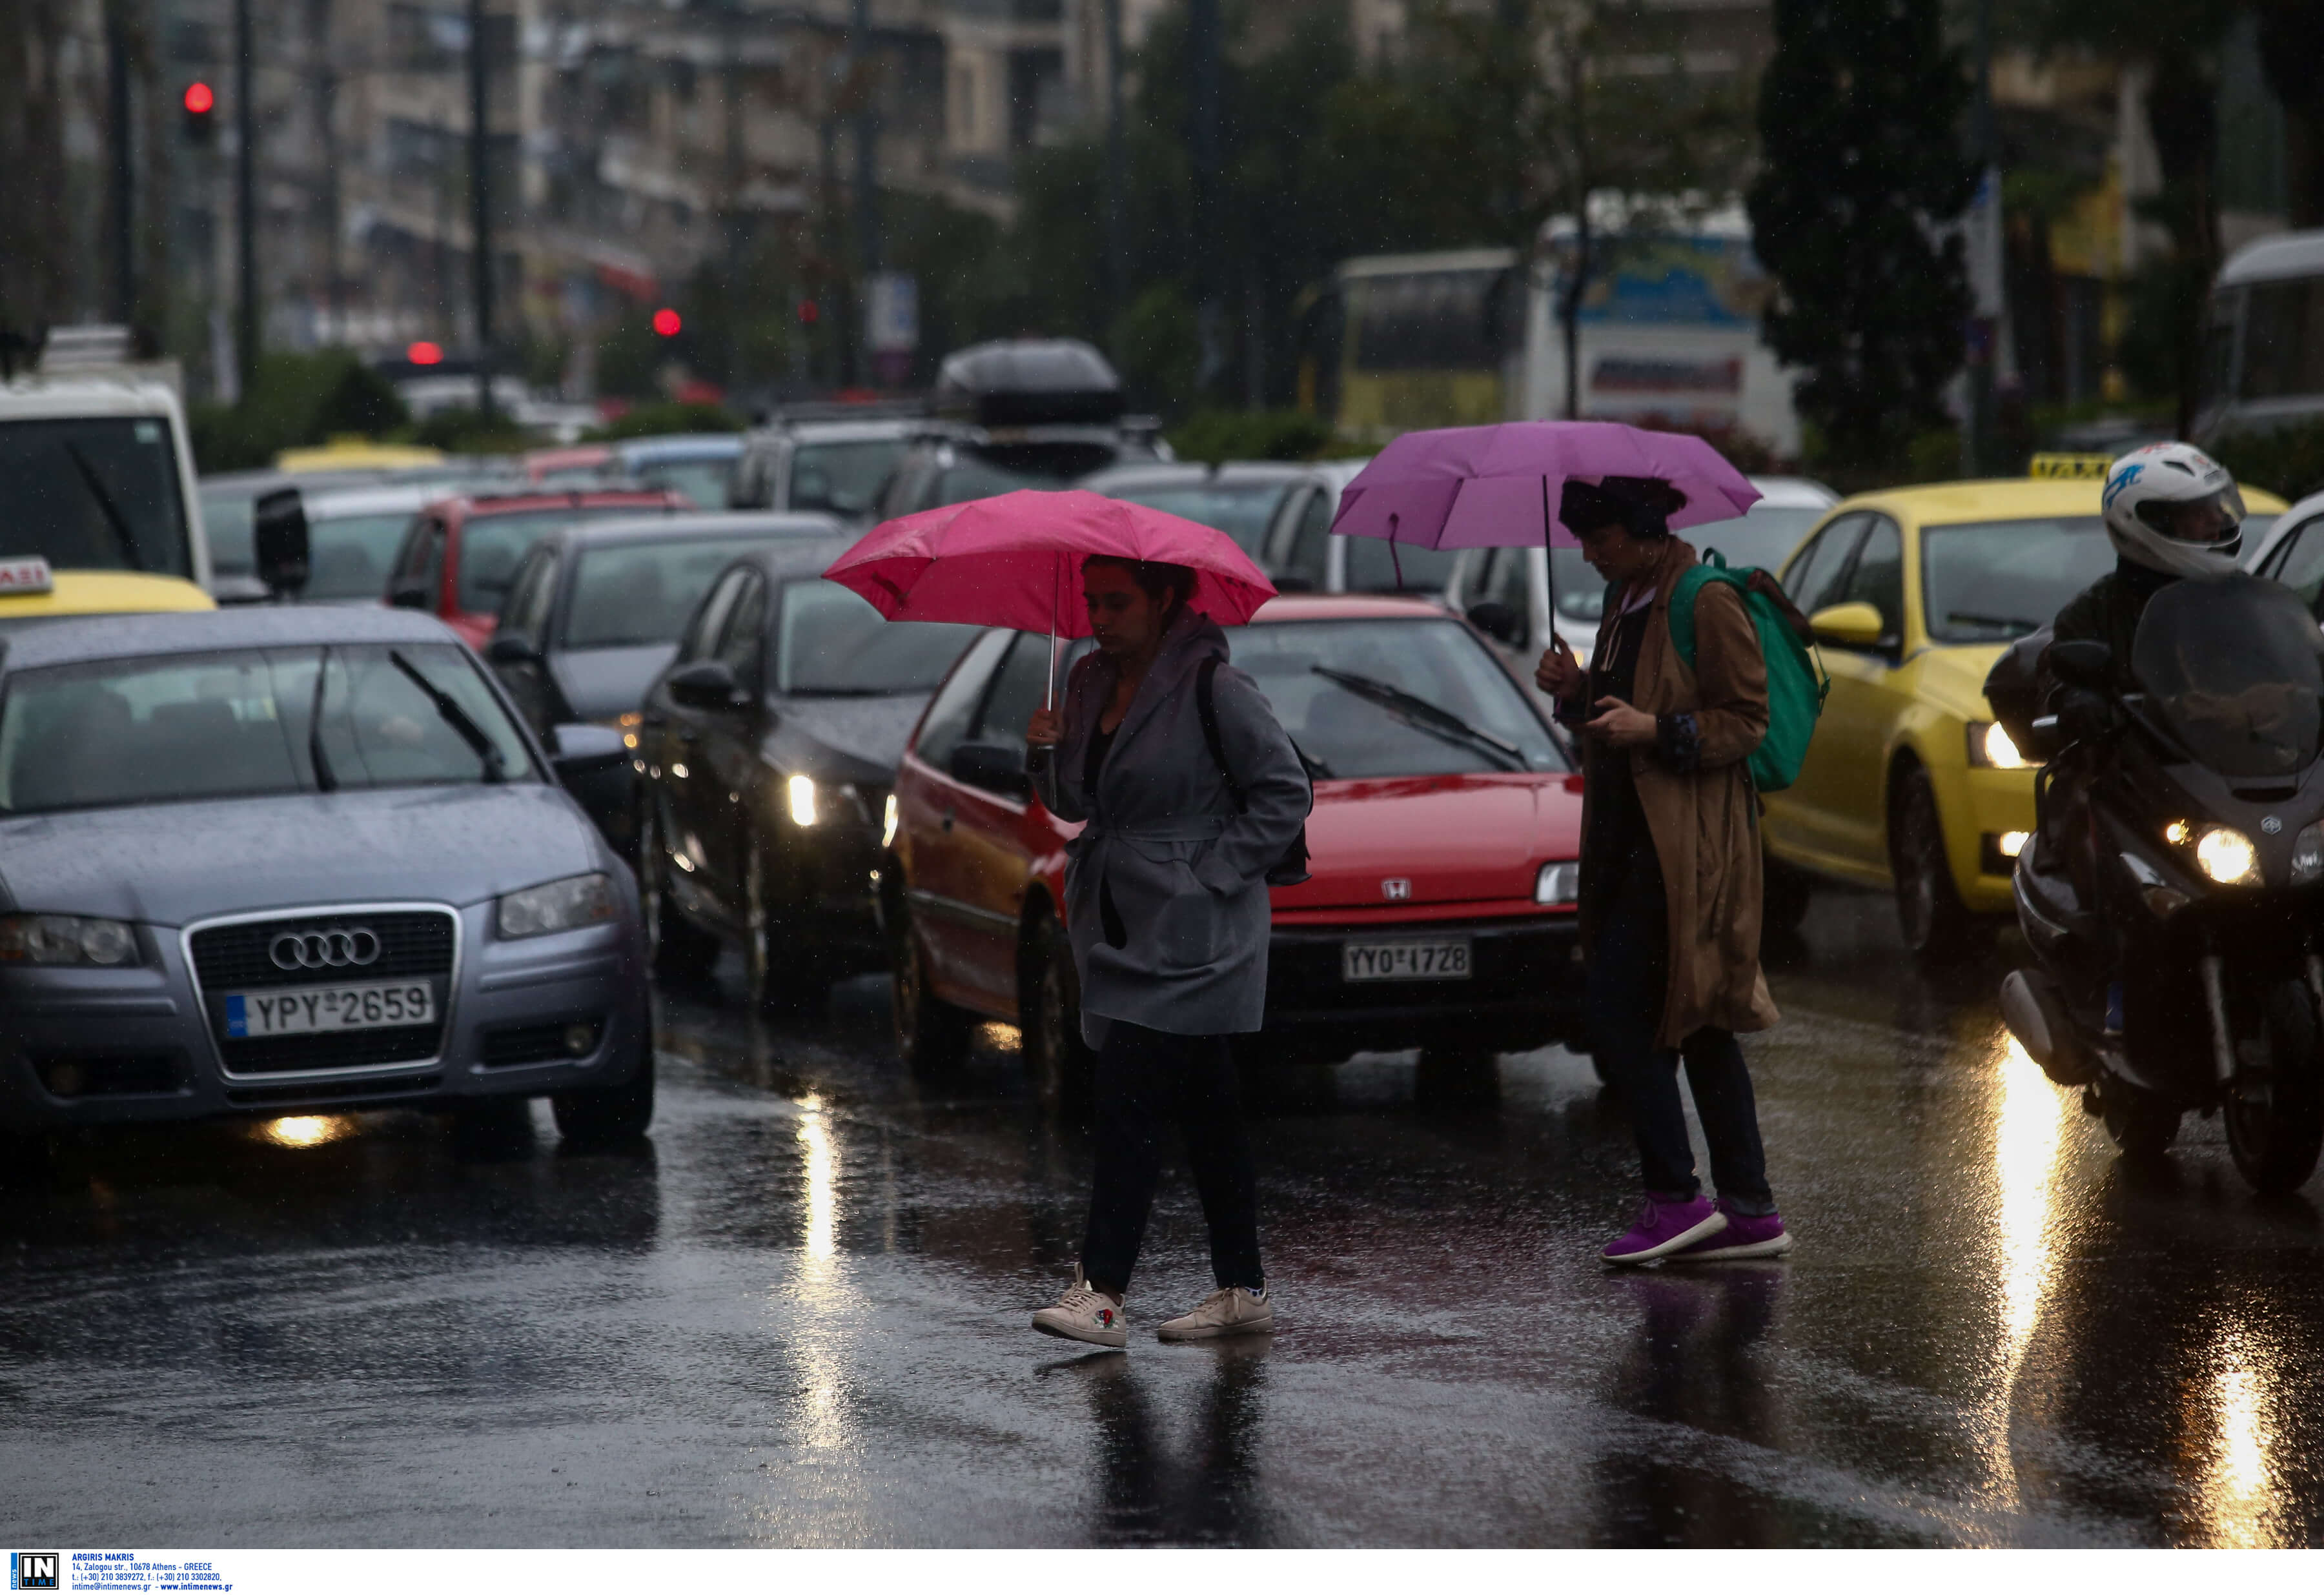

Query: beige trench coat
[{"left": 1574, "top": 535, "right": 1780, "bottom": 1047}]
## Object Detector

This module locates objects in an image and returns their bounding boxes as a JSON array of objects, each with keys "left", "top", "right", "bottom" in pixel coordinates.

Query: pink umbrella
[
  {"left": 1328, "top": 420, "right": 1762, "bottom": 613},
  {"left": 823, "top": 488, "right": 1278, "bottom": 706}
]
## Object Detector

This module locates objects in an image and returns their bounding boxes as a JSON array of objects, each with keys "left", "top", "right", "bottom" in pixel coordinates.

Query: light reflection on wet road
[{"left": 3, "top": 888, "right": 2320, "bottom": 1547}]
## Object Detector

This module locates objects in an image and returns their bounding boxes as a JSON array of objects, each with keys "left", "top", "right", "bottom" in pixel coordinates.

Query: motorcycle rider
[{"left": 2040, "top": 442, "right": 2249, "bottom": 1030}]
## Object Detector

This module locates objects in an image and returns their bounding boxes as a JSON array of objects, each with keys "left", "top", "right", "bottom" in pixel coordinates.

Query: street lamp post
[
  {"left": 469, "top": 0, "right": 495, "bottom": 418},
  {"left": 236, "top": 0, "right": 258, "bottom": 391}
]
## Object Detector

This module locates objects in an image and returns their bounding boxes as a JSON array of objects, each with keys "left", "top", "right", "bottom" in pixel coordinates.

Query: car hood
[
  {"left": 0, "top": 784, "right": 604, "bottom": 926},
  {"left": 554, "top": 644, "right": 678, "bottom": 723},
  {"left": 1914, "top": 642, "right": 2010, "bottom": 724},
  {"left": 1270, "top": 773, "right": 1582, "bottom": 910},
  {"left": 764, "top": 693, "right": 933, "bottom": 786}
]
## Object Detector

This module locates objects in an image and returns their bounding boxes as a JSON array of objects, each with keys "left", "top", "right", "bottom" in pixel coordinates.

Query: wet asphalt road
[{"left": 5, "top": 889, "right": 2323, "bottom": 1549}]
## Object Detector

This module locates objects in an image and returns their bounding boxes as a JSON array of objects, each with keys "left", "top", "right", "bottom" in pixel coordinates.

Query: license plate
[
  {"left": 224, "top": 979, "right": 436, "bottom": 1038},
  {"left": 1341, "top": 938, "right": 1472, "bottom": 982}
]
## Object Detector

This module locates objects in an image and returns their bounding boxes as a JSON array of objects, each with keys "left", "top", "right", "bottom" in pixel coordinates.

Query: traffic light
[
  {"left": 652, "top": 307, "right": 682, "bottom": 338},
  {"left": 182, "top": 81, "right": 216, "bottom": 145},
  {"left": 797, "top": 300, "right": 819, "bottom": 327},
  {"left": 407, "top": 341, "right": 444, "bottom": 366}
]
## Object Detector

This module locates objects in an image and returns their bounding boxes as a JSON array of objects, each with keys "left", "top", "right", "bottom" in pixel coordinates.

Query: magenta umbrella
[
  {"left": 823, "top": 488, "right": 1278, "bottom": 706},
  {"left": 1328, "top": 420, "right": 1762, "bottom": 615}
]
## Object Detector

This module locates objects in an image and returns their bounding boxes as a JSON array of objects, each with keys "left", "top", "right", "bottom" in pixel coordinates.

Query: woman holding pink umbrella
[
  {"left": 824, "top": 492, "right": 1310, "bottom": 1346},
  {"left": 1023, "top": 554, "right": 1310, "bottom": 1348}
]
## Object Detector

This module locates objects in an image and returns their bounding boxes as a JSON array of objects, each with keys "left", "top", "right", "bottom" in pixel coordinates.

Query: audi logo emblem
[{"left": 270, "top": 928, "right": 382, "bottom": 970}]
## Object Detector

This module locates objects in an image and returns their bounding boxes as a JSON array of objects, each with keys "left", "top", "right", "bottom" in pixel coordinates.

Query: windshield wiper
[
  {"left": 389, "top": 649, "right": 507, "bottom": 782},
  {"left": 309, "top": 648, "right": 339, "bottom": 793},
  {"left": 1948, "top": 610, "right": 2043, "bottom": 635},
  {"left": 1310, "top": 664, "right": 1527, "bottom": 773},
  {"left": 61, "top": 442, "right": 148, "bottom": 572}
]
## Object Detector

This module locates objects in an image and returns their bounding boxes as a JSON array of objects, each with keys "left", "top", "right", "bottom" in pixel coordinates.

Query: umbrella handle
[{"left": 1541, "top": 476, "right": 1558, "bottom": 654}]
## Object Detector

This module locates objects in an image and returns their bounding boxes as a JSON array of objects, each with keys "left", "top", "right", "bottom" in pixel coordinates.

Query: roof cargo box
[{"left": 934, "top": 340, "right": 1125, "bottom": 427}]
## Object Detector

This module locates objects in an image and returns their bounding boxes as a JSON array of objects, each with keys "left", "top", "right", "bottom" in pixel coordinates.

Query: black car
[
  {"left": 483, "top": 511, "right": 843, "bottom": 737},
  {"left": 873, "top": 339, "right": 1167, "bottom": 520},
  {"left": 633, "top": 540, "right": 983, "bottom": 1005}
]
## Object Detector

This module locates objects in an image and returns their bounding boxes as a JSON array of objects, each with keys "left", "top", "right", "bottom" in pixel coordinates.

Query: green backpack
[{"left": 1666, "top": 549, "right": 1830, "bottom": 793}]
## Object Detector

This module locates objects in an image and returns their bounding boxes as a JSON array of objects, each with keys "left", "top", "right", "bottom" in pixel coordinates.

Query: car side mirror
[
  {"left": 485, "top": 633, "right": 540, "bottom": 665},
  {"left": 2049, "top": 640, "right": 2113, "bottom": 690},
  {"left": 1465, "top": 600, "right": 1523, "bottom": 645},
  {"left": 1809, "top": 600, "right": 1887, "bottom": 649},
  {"left": 950, "top": 741, "right": 1031, "bottom": 798},
  {"left": 549, "top": 722, "right": 629, "bottom": 780},
  {"left": 253, "top": 487, "right": 310, "bottom": 597},
  {"left": 387, "top": 576, "right": 432, "bottom": 610},
  {"left": 668, "top": 658, "right": 746, "bottom": 711}
]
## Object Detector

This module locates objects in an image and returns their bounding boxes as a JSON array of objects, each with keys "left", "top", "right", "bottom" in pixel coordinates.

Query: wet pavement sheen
[{"left": 5, "top": 888, "right": 2322, "bottom": 1547}]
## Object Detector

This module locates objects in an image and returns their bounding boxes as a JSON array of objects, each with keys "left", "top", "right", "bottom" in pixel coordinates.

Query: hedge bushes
[
  {"left": 189, "top": 351, "right": 408, "bottom": 472},
  {"left": 2210, "top": 422, "right": 2324, "bottom": 505}
]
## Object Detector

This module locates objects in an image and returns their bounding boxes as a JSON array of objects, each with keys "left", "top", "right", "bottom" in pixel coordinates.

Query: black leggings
[
  {"left": 1079, "top": 1021, "right": 1263, "bottom": 1296},
  {"left": 1587, "top": 848, "right": 1775, "bottom": 1214}
]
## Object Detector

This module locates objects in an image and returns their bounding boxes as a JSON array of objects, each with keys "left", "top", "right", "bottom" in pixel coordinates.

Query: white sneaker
[
  {"left": 1032, "top": 1272, "right": 1128, "bottom": 1348},
  {"left": 1157, "top": 1285, "right": 1274, "bottom": 1341}
]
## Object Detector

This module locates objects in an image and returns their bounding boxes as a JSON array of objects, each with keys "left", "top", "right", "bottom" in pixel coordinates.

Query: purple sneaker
[
  {"left": 1670, "top": 1201, "right": 1793, "bottom": 1261},
  {"left": 1600, "top": 1194, "right": 1726, "bottom": 1265}
]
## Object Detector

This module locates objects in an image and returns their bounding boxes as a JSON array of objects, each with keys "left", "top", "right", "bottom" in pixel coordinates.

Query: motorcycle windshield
[{"left": 2132, "top": 574, "right": 2324, "bottom": 778}]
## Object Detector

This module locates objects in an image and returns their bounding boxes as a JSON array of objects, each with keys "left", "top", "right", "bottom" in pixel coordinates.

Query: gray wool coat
[{"left": 1037, "top": 611, "right": 1312, "bottom": 1044}]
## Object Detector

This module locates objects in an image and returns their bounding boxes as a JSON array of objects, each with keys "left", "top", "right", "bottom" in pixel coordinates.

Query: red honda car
[
  {"left": 879, "top": 593, "right": 1587, "bottom": 1104},
  {"left": 385, "top": 488, "right": 688, "bottom": 649}
]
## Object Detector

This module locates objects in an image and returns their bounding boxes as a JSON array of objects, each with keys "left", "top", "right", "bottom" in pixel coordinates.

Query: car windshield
[
  {"left": 635, "top": 458, "right": 733, "bottom": 511},
  {"left": 925, "top": 444, "right": 1121, "bottom": 512},
  {"left": 2133, "top": 575, "right": 2323, "bottom": 778},
  {"left": 1689, "top": 505, "right": 1825, "bottom": 574},
  {"left": 1343, "top": 538, "right": 1460, "bottom": 594},
  {"left": 1101, "top": 482, "right": 1290, "bottom": 556},
  {"left": 0, "top": 643, "right": 536, "bottom": 814},
  {"left": 1923, "top": 516, "right": 2116, "bottom": 642},
  {"left": 305, "top": 511, "right": 418, "bottom": 600},
  {"left": 776, "top": 580, "right": 981, "bottom": 696},
  {"left": 1233, "top": 617, "right": 1568, "bottom": 777},
  {"left": 792, "top": 439, "right": 906, "bottom": 516},
  {"left": 566, "top": 536, "right": 786, "bottom": 649},
  {"left": 0, "top": 416, "right": 192, "bottom": 578},
  {"left": 460, "top": 505, "right": 662, "bottom": 614}
]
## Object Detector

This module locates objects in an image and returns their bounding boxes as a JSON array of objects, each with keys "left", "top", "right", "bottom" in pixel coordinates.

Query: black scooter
[{"left": 1995, "top": 574, "right": 2324, "bottom": 1193}]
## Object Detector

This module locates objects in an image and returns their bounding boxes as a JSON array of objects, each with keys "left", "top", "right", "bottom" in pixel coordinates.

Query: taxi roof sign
[
  {"left": 2030, "top": 452, "right": 2114, "bottom": 480},
  {"left": 0, "top": 556, "right": 56, "bottom": 594}
]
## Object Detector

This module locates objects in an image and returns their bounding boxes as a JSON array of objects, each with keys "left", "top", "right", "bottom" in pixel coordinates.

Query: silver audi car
[{"left": 0, "top": 606, "right": 653, "bottom": 1144}]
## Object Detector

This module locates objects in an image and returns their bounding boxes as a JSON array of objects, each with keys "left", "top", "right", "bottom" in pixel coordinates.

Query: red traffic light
[
  {"left": 407, "top": 340, "right": 444, "bottom": 366},
  {"left": 183, "top": 82, "right": 215, "bottom": 116},
  {"left": 797, "top": 300, "right": 819, "bottom": 327},
  {"left": 653, "top": 307, "right": 682, "bottom": 338}
]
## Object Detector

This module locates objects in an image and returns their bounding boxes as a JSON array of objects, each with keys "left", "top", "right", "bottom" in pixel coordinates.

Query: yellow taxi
[
  {"left": 272, "top": 440, "right": 445, "bottom": 472},
  {"left": 0, "top": 565, "right": 217, "bottom": 625},
  {"left": 1763, "top": 469, "right": 2290, "bottom": 961}
]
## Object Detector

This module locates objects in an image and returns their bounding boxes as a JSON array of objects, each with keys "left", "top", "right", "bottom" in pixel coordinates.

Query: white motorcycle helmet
[{"left": 2101, "top": 442, "right": 2247, "bottom": 578}]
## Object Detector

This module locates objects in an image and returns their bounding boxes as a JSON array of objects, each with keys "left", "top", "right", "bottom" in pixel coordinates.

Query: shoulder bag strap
[{"left": 1194, "top": 656, "right": 1249, "bottom": 813}]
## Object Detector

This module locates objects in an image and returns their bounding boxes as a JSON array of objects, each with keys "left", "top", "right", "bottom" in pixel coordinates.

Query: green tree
[{"left": 1748, "top": 0, "right": 1977, "bottom": 472}]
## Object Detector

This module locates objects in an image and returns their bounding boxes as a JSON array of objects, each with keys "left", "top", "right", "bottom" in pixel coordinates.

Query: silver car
[{"left": 0, "top": 606, "right": 653, "bottom": 1144}]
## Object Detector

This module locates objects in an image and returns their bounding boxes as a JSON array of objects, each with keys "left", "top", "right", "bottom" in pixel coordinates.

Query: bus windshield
[{"left": 0, "top": 416, "right": 192, "bottom": 578}]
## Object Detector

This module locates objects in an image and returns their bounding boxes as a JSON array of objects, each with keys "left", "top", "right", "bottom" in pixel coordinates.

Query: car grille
[{"left": 189, "top": 908, "right": 457, "bottom": 1077}]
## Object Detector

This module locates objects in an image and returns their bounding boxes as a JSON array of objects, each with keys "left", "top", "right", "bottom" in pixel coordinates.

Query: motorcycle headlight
[
  {"left": 498, "top": 872, "right": 617, "bottom": 938},
  {"left": 2293, "top": 823, "right": 2324, "bottom": 884},
  {"left": 788, "top": 773, "right": 820, "bottom": 826},
  {"left": 1967, "top": 720, "right": 2034, "bottom": 770},
  {"left": 0, "top": 913, "right": 140, "bottom": 966},
  {"left": 2195, "top": 827, "right": 2260, "bottom": 886},
  {"left": 1535, "top": 861, "right": 1580, "bottom": 906}
]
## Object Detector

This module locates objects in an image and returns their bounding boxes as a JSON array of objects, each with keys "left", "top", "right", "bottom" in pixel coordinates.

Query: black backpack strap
[{"left": 1195, "top": 656, "right": 1248, "bottom": 811}]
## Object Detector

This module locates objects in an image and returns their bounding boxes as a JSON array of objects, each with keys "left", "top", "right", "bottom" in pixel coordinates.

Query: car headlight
[
  {"left": 788, "top": 773, "right": 819, "bottom": 826},
  {"left": 1967, "top": 720, "right": 2034, "bottom": 769},
  {"left": 0, "top": 913, "right": 140, "bottom": 966},
  {"left": 596, "top": 710, "right": 644, "bottom": 750},
  {"left": 882, "top": 791, "right": 899, "bottom": 848},
  {"left": 497, "top": 872, "right": 618, "bottom": 938},
  {"left": 2194, "top": 827, "right": 2259, "bottom": 886},
  {"left": 1535, "top": 861, "right": 1580, "bottom": 906}
]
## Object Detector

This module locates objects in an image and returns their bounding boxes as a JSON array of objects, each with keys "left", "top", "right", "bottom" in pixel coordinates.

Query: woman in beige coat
[{"left": 1534, "top": 476, "right": 1791, "bottom": 1266}]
